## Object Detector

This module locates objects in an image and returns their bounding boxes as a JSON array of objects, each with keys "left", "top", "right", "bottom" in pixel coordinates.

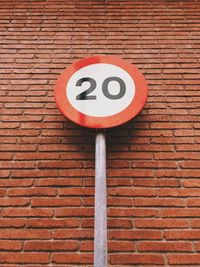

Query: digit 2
[{"left": 76, "top": 78, "right": 97, "bottom": 100}]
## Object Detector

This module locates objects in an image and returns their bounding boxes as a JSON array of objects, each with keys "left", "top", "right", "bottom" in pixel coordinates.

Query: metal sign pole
[{"left": 94, "top": 131, "right": 107, "bottom": 267}]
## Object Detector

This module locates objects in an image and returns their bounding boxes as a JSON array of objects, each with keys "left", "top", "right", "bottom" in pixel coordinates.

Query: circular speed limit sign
[{"left": 54, "top": 56, "right": 148, "bottom": 128}]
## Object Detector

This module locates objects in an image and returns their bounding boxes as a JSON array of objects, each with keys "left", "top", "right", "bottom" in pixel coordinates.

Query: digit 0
[{"left": 102, "top": 77, "right": 126, "bottom": 100}]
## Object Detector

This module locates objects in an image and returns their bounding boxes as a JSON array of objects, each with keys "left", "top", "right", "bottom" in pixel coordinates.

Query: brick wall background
[{"left": 0, "top": 0, "right": 200, "bottom": 266}]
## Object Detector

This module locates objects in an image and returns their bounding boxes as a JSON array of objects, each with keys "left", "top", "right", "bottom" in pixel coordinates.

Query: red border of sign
[{"left": 54, "top": 56, "right": 148, "bottom": 129}]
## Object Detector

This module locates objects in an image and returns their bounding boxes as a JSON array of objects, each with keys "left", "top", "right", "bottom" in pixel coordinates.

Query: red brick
[
  {"left": 108, "top": 219, "right": 133, "bottom": 229},
  {"left": 134, "top": 198, "right": 185, "bottom": 207},
  {"left": 31, "top": 197, "right": 82, "bottom": 207},
  {"left": 0, "top": 144, "right": 37, "bottom": 152},
  {"left": 130, "top": 144, "right": 174, "bottom": 152},
  {"left": 0, "top": 253, "right": 49, "bottom": 264},
  {"left": 108, "top": 208, "right": 159, "bottom": 218},
  {"left": 109, "top": 230, "right": 162, "bottom": 240},
  {"left": 0, "top": 170, "right": 10, "bottom": 178},
  {"left": 0, "top": 179, "right": 33, "bottom": 187},
  {"left": 0, "top": 229, "right": 51, "bottom": 239},
  {"left": 157, "top": 170, "right": 200, "bottom": 178},
  {"left": 38, "top": 144, "right": 82, "bottom": 152},
  {"left": 19, "top": 137, "right": 61, "bottom": 144},
  {"left": 108, "top": 152, "right": 153, "bottom": 160},
  {"left": 1, "top": 122, "right": 20, "bottom": 129},
  {"left": 0, "top": 241, "right": 22, "bottom": 251},
  {"left": 55, "top": 207, "right": 94, "bottom": 217},
  {"left": 34, "top": 178, "right": 82, "bottom": 187},
  {"left": 168, "top": 254, "right": 200, "bottom": 265},
  {"left": 0, "top": 219, "right": 26, "bottom": 228},
  {"left": 60, "top": 152, "right": 93, "bottom": 160},
  {"left": 182, "top": 179, "right": 200, "bottom": 187},
  {"left": 158, "top": 188, "right": 200, "bottom": 197},
  {"left": 82, "top": 197, "right": 94, "bottom": 206},
  {"left": 80, "top": 240, "right": 93, "bottom": 252},
  {"left": 108, "top": 178, "right": 132, "bottom": 187},
  {"left": 27, "top": 218, "right": 80, "bottom": 228},
  {"left": 0, "top": 97, "right": 26, "bottom": 103},
  {"left": 187, "top": 198, "right": 200, "bottom": 207},
  {"left": 108, "top": 197, "right": 133, "bottom": 207},
  {"left": 180, "top": 161, "right": 200, "bottom": 169},
  {"left": 37, "top": 160, "right": 83, "bottom": 169},
  {"left": 165, "top": 230, "right": 200, "bottom": 240},
  {"left": 135, "top": 219, "right": 189, "bottom": 229},
  {"left": 53, "top": 229, "right": 93, "bottom": 239},
  {"left": 0, "top": 137, "right": 16, "bottom": 144},
  {"left": 2, "top": 208, "right": 54, "bottom": 218},
  {"left": 155, "top": 152, "right": 200, "bottom": 160},
  {"left": 109, "top": 254, "right": 164, "bottom": 265},
  {"left": 109, "top": 188, "right": 157, "bottom": 197},
  {"left": 0, "top": 198, "right": 30, "bottom": 207},
  {"left": 24, "top": 241, "right": 79, "bottom": 251},
  {"left": 21, "top": 122, "right": 63, "bottom": 129},
  {"left": 138, "top": 241, "right": 193, "bottom": 252},
  {"left": 0, "top": 129, "right": 40, "bottom": 137},
  {"left": 0, "top": 153, "right": 13, "bottom": 160},
  {"left": 60, "top": 169, "right": 94, "bottom": 177},
  {"left": 131, "top": 160, "right": 177, "bottom": 169},
  {"left": 52, "top": 253, "right": 93, "bottom": 264},
  {"left": 109, "top": 241, "right": 135, "bottom": 252},
  {"left": 14, "top": 152, "right": 59, "bottom": 160},
  {"left": 10, "top": 170, "right": 59, "bottom": 178},
  {"left": 161, "top": 208, "right": 200, "bottom": 218},
  {"left": 0, "top": 189, "right": 8, "bottom": 197},
  {"left": 8, "top": 188, "right": 57, "bottom": 197},
  {"left": 107, "top": 169, "right": 154, "bottom": 177},
  {"left": 59, "top": 188, "right": 94, "bottom": 196}
]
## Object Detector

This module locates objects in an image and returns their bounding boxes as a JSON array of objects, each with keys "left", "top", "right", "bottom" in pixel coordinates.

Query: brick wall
[{"left": 0, "top": 0, "right": 200, "bottom": 266}]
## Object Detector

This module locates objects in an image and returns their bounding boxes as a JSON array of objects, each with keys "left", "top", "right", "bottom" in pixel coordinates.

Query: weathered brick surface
[{"left": 0, "top": 0, "right": 200, "bottom": 266}]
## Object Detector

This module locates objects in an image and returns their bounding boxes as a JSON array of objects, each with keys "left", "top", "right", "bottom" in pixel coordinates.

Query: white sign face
[{"left": 66, "top": 63, "right": 135, "bottom": 117}]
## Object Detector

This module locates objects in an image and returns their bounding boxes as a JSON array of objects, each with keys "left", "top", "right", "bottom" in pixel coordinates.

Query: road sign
[
  {"left": 54, "top": 56, "right": 148, "bottom": 267},
  {"left": 54, "top": 55, "right": 148, "bottom": 128}
]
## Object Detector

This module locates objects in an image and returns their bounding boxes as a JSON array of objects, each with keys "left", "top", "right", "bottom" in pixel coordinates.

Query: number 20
[{"left": 76, "top": 77, "right": 126, "bottom": 100}]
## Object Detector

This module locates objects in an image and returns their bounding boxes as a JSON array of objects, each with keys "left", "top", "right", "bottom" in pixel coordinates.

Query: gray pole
[{"left": 94, "top": 131, "right": 107, "bottom": 267}]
